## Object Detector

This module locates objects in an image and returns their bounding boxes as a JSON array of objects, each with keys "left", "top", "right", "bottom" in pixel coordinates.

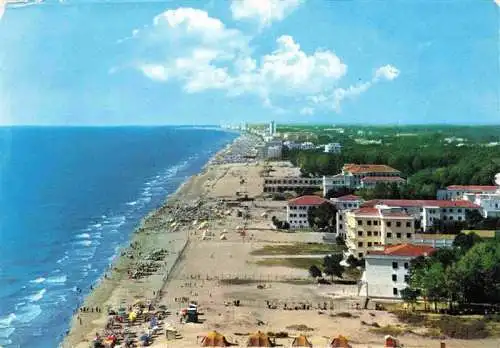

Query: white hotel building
[
  {"left": 286, "top": 195, "right": 331, "bottom": 229},
  {"left": 361, "top": 199, "right": 482, "bottom": 232},
  {"left": 360, "top": 244, "right": 436, "bottom": 299}
]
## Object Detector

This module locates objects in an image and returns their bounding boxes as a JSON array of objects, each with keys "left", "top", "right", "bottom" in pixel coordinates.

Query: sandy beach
[{"left": 62, "top": 136, "right": 500, "bottom": 348}]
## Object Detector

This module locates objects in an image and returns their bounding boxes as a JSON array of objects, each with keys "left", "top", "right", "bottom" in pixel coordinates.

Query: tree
[
  {"left": 465, "top": 210, "right": 484, "bottom": 227},
  {"left": 325, "top": 187, "right": 355, "bottom": 199},
  {"left": 323, "top": 254, "right": 344, "bottom": 280},
  {"left": 401, "top": 287, "right": 419, "bottom": 310},
  {"left": 335, "top": 235, "right": 347, "bottom": 250},
  {"left": 308, "top": 265, "right": 322, "bottom": 278},
  {"left": 453, "top": 232, "right": 482, "bottom": 252},
  {"left": 308, "top": 203, "right": 338, "bottom": 230}
]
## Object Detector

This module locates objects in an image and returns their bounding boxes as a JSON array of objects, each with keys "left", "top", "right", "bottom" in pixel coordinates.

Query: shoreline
[{"left": 61, "top": 134, "right": 243, "bottom": 347}]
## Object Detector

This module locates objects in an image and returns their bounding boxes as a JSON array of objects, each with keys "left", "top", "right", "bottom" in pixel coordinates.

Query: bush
[
  {"left": 392, "top": 310, "right": 426, "bottom": 325},
  {"left": 430, "top": 316, "right": 489, "bottom": 339}
]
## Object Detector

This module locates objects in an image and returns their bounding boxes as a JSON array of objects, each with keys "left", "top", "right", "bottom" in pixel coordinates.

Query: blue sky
[{"left": 0, "top": 0, "right": 498, "bottom": 125}]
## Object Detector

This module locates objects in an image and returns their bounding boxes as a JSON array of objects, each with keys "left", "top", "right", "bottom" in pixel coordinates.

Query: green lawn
[
  {"left": 255, "top": 257, "right": 322, "bottom": 269},
  {"left": 250, "top": 242, "right": 342, "bottom": 256}
]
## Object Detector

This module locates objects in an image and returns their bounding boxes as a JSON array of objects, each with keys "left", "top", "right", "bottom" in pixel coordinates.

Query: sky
[{"left": 0, "top": 0, "right": 498, "bottom": 125}]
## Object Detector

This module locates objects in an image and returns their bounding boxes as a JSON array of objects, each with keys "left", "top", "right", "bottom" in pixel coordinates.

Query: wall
[{"left": 364, "top": 256, "right": 411, "bottom": 299}]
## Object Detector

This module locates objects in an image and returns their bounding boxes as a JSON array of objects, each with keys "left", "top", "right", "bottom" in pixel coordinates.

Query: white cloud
[
  {"left": 140, "top": 64, "right": 169, "bottom": 81},
  {"left": 230, "top": 0, "right": 302, "bottom": 27},
  {"left": 0, "top": 0, "right": 5, "bottom": 20},
  {"left": 300, "top": 107, "right": 314, "bottom": 115},
  {"left": 131, "top": 7, "right": 399, "bottom": 114},
  {"left": 374, "top": 64, "right": 400, "bottom": 81},
  {"left": 495, "top": 0, "right": 500, "bottom": 7}
]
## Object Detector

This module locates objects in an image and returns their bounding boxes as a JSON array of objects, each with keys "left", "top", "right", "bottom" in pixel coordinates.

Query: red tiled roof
[
  {"left": 367, "top": 244, "right": 436, "bottom": 257},
  {"left": 343, "top": 164, "right": 400, "bottom": 174},
  {"left": 361, "top": 176, "right": 406, "bottom": 183},
  {"left": 335, "top": 194, "right": 362, "bottom": 201},
  {"left": 288, "top": 195, "right": 329, "bottom": 206},
  {"left": 446, "top": 185, "right": 497, "bottom": 192},
  {"left": 362, "top": 199, "right": 480, "bottom": 209},
  {"left": 352, "top": 207, "right": 380, "bottom": 216}
]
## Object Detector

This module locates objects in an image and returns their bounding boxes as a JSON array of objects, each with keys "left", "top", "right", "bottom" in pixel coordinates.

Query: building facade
[
  {"left": 324, "top": 143, "right": 342, "bottom": 154},
  {"left": 331, "top": 195, "right": 364, "bottom": 238},
  {"left": 263, "top": 177, "right": 322, "bottom": 193},
  {"left": 436, "top": 185, "right": 498, "bottom": 200},
  {"left": 286, "top": 195, "right": 331, "bottom": 229},
  {"left": 323, "top": 164, "right": 403, "bottom": 194},
  {"left": 345, "top": 207, "right": 416, "bottom": 259},
  {"left": 362, "top": 199, "right": 482, "bottom": 232},
  {"left": 360, "top": 244, "right": 436, "bottom": 299},
  {"left": 360, "top": 176, "right": 406, "bottom": 189}
]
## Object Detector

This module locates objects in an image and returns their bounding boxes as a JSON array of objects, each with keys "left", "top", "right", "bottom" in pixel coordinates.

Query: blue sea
[{"left": 0, "top": 126, "right": 237, "bottom": 347}]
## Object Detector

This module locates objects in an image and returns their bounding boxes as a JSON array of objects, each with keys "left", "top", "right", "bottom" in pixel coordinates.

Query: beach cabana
[
  {"left": 384, "top": 335, "right": 401, "bottom": 348},
  {"left": 330, "top": 335, "right": 351, "bottom": 348},
  {"left": 247, "top": 331, "right": 274, "bottom": 347},
  {"left": 200, "top": 331, "right": 231, "bottom": 347},
  {"left": 291, "top": 335, "right": 312, "bottom": 347}
]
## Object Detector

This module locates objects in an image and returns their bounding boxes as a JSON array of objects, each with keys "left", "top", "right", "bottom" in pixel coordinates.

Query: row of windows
[
  {"left": 391, "top": 274, "right": 411, "bottom": 282},
  {"left": 290, "top": 221, "right": 308, "bottom": 225},
  {"left": 289, "top": 206, "right": 308, "bottom": 210},
  {"left": 264, "top": 179, "right": 321, "bottom": 185},
  {"left": 392, "top": 261, "right": 409, "bottom": 269},
  {"left": 358, "top": 231, "right": 379, "bottom": 237},
  {"left": 387, "top": 232, "right": 412, "bottom": 239},
  {"left": 357, "top": 241, "right": 380, "bottom": 247},
  {"left": 289, "top": 213, "right": 307, "bottom": 218},
  {"left": 357, "top": 220, "right": 412, "bottom": 228},
  {"left": 355, "top": 231, "right": 412, "bottom": 239}
]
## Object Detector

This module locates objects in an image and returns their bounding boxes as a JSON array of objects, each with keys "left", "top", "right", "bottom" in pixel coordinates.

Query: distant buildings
[
  {"left": 361, "top": 199, "right": 482, "bottom": 232},
  {"left": 360, "top": 176, "right": 406, "bottom": 189},
  {"left": 331, "top": 194, "right": 364, "bottom": 238},
  {"left": 323, "top": 164, "right": 404, "bottom": 195},
  {"left": 286, "top": 195, "right": 331, "bottom": 229},
  {"left": 324, "top": 143, "right": 342, "bottom": 154},
  {"left": 360, "top": 244, "right": 436, "bottom": 299},
  {"left": 263, "top": 177, "right": 322, "bottom": 193},
  {"left": 344, "top": 206, "right": 416, "bottom": 259},
  {"left": 269, "top": 121, "right": 276, "bottom": 136},
  {"left": 437, "top": 185, "right": 498, "bottom": 200}
]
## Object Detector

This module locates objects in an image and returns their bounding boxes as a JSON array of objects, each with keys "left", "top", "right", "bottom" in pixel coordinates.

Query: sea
[{"left": 0, "top": 126, "right": 238, "bottom": 347}]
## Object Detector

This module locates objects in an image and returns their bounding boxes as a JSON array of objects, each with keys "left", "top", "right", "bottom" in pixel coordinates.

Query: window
[
  {"left": 396, "top": 221, "right": 401, "bottom": 227},
  {"left": 443, "top": 216, "right": 447, "bottom": 221},
  {"left": 357, "top": 220, "right": 363, "bottom": 226},
  {"left": 367, "top": 231, "right": 372, "bottom": 236},
  {"left": 358, "top": 231, "right": 363, "bottom": 237},
  {"left": 404, "top": 275, "right": 410, "bottom": 283},
  {"left": 393, "top": 288, "right": 398, "bottom": 296},
  {"left": 386, "top": 221, "right": 392, "bottom": 227},
  {"left": 406, "top": 221, "right": 411, "bottom": 228},
  {"left": 368, "top": 242, "right": 372, "bottom": 247},
  {"left": 358, "top": 252, "right": 363, "bottom": 258},
  {"left": 392, "top": 274, "right": 397, "bottom": 282},
  {"left": 457, "top": 209, "right": 462, "bottom": 213},
  {"left": 339, "top": 215, "right": 343, "bottom": 220},
  {"left": 404, "top": 262, "right": 409, "bottom": 269},
  {"left": 339, "top": 224, "right": 343, "bottom": 230},
  {"left": 367, "top": 220, "right": 372, "bottom": 226},
  {"left": 396, "top": 233, "right": 402, "bottom": 238},
  {"left": 358, "top": 242, "right": 363, "bottom": 247},
  {"left": 458, "top": 216, "right": 462, "bottom": 221},
  {"left": 374, "top": 221, "right": 378, "bottom": 226},
  {"left": 374, "top": 231, "right": 379, "bottom": 236},
  {"left": 387, "top": 232, "right": 392, "bottom": 238},
  {"left": 449, "top": 208, "right": 453, "bottom": 213},
  {"left": 406, "top": 233, "right": 412, "bottom": 239},
  {"left": 392, "top": 262, "right": 398, "bottom": 269}
]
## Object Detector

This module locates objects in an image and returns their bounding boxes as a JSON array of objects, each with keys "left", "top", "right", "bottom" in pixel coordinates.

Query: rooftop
[
  {"left": 362, "top": 199, "right": 481, "bottom": 209},
  {"left": 343, "top": 164, "right": 400, "bottom": 174},
  {"left": 288, "top": 195, "right": 330, "bottom": 206},
  {"left": 361, "top": 176, "right": 406, "bottom": 183},
  {"left": 446, "top": 185, "right": 498, "bottom": 192},
  {"left": 367, "top": 243, "right": 436, "bottom": 258},
  {"left": 333, "top": 194, "right": 362, "bottom": 201},
  {"left": 351, "top": 207, "right": 412, "bottom": 218}
]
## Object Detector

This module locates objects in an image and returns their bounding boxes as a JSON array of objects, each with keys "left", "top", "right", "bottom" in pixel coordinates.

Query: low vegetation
[
  {"left": 250, "top": 243, "right": 341, "bottom": 256},
  {"left": 369, "top": 325, "right": 404, "bottom": 336},
  {"left": 391, "top": 310, "right": 500, "bottom": 339},
  {"left": 255, "top": 257, "right": 322, "bottom": 269}
]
